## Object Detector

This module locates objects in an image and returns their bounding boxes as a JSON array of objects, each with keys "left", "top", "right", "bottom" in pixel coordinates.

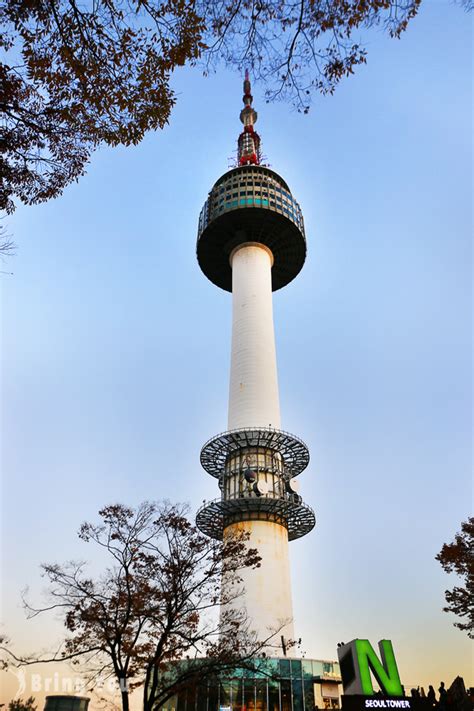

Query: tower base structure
[{"left": 157, "top": 656, "right": 343, "bottom": 711}]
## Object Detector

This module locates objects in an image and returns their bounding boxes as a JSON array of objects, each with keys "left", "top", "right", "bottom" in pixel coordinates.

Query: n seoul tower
[{"left": 196, "top": 72, "right": 315, "bottom": 652}]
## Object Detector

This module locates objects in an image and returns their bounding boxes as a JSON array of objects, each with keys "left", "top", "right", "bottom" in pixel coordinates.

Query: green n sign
[{"left": 337, "top": 639, "right": 404, "bottom": 697}]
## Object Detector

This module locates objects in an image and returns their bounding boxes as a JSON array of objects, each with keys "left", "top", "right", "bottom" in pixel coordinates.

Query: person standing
[
  {"left": 439, "top": 682, "right": 448, "bottom": 710},
  {"left": 427, "top": 686, "right": 436, "bottom": 707}
]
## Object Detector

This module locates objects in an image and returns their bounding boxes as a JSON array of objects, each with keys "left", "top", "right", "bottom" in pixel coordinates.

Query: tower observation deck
[{"left": 196, "top": 72, "right": 315, "bottom": 653}]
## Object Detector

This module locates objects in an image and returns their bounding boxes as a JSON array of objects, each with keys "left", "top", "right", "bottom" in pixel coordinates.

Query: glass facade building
[{"left": 159, "top": 658, "right": 342, "bottom": 711}]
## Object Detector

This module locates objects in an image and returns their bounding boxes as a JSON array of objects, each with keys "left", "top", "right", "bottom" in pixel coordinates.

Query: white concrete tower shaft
[
  {"left": 225, "top": 242, "right": 295, "bottom": 649},
  {"left": 228, "top": 243, "right": 281, "bottom": 431}
]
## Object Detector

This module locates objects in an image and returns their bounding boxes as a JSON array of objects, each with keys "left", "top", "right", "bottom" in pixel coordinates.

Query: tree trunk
[
  {"left": 143, "top": 664, "right": 156, "bottom": 711},
  {"left": 120, "top": 684, "right": 130, "bottom": 711}
]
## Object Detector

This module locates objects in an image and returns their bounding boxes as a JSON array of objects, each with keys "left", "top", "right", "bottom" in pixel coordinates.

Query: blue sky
[{"left": 1, "top": 1, "right": 472, "bottom": 704}]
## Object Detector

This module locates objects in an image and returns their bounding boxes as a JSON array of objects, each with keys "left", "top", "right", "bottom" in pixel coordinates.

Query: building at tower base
[{"left": 158, "top": 657, "right": 343, "bottom": 711}]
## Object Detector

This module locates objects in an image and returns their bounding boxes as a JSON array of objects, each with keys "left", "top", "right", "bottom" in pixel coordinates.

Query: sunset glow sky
[{"left": 1, "top": 2, "right": 472, "bottom": 708}]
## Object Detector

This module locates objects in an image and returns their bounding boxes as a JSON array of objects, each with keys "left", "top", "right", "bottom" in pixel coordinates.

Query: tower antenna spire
[{"left": 238, "top": 70, "right": 261, "bottom": 165}]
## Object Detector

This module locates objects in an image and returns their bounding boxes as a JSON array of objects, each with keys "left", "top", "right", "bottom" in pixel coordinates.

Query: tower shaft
[
  {"left": 225, "top": 242, "right": 293, "bottom": 649},
  {"left": 228, "top": 244, "right": 281, "bottom": 431},
  {"left": 223, "top": 519, "right": 294, "bottom": 648}
]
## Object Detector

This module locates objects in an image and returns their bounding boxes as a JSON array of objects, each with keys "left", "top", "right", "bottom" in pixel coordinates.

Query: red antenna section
[{"left": 238, "top": 71, "right": 261, "bottom": 166}]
